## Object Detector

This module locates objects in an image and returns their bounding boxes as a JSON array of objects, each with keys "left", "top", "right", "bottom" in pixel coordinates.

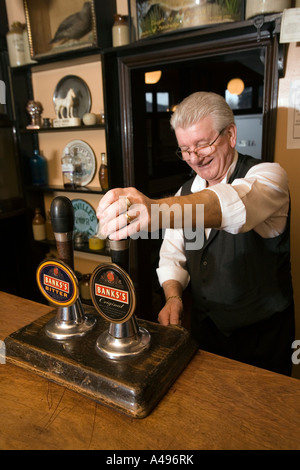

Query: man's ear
[{"left": 227, "top": 123, "right": 237, "bottom": 148}]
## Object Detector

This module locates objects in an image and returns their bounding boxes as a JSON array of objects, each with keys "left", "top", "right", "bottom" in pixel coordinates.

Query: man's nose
[{"left": 189, "top": 152, "right": 202, "bottom": 164}]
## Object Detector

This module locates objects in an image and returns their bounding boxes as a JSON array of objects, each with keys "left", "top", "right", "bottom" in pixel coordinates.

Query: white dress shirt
[{"left": 156, "top": 152, "right": 290, "bottom": 289}]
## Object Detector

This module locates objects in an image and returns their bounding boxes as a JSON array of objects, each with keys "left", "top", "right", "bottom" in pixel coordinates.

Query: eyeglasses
[{"left": 176, "top": 127, "right": 226, "bottom": 161}]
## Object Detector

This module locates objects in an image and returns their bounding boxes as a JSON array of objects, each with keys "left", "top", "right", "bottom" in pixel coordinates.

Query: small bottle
[
  {"left": 89, "top": 235, "right": 105, "bottom": 251},
  {"left": 6, "top": 22, "right": 26, "bottom": 67},
  {"left": 32, "top": 208, "right": 46, "bottom": 241},
  {"left": 80, "top": 274, "right": 92, "bottom": 302},
  {"left": 99, "top": 152, "right": 109, "bottom": 191},
  {"left": 112, "top": 14, "right": 130, "bottom": 47},
  {"left": 61, "top": 147, "right": 75, "bottom": 188},
  {"left": 73, "top": 148, "right": 83, "bottom": 187},
  {"left": 45, "top": 210, "right": 55, "bottom": 241},
  {"left": 29, "top": 149, "right": 48, "bottom": 186},
  {"left": 42, "top": 117, "right": 51, "bottom": 128}
]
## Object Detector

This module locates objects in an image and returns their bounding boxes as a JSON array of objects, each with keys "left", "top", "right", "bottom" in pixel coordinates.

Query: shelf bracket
[{"left": 254, "top": 15, "right": 264, "bottom": 43}]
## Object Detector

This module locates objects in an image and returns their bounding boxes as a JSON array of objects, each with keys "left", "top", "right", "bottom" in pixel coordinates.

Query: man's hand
[
  {"left": 158, "top": 280, "right": 184, "bottom": 326},
  {"left": 158, "top": 297, "right": 183, "bottom": 326},
  {"left": 96, "top": 187, "right": 154, "bottom": 240}
]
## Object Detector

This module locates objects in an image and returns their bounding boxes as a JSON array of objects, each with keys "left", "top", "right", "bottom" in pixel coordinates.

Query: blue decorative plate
[{"left": 72, "top": 199, "right": 98, "bottom": 237}]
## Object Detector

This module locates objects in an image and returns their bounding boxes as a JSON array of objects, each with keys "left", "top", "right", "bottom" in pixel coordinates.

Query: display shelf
[
  {"left": 26, "top": 185, "right": 107, "bottom": 195},
  {"left": 37, "top": 239, "right": 110, "bottom": 258},
  {"left": 21, "top": 124, "right": 105, "bottom": 134},
  {"left": 10, "top": 48, "right": 101, "bottom": 73},
  {"left": 74, "top": 244, "right": 110, "bottom": 258}
]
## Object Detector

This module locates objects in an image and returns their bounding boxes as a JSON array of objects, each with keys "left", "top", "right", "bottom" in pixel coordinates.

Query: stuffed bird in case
[{"left": 50, "top": 2, "right": 92, "bottom": 44}]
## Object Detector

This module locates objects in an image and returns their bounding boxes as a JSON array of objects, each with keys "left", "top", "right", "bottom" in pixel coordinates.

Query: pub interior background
[{"left": 1, "top": 0, "right": 300, "bottom": 378}]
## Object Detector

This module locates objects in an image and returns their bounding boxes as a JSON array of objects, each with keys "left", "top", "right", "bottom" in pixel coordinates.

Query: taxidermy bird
[{"left": 50, "top": 2, "right": 92, "bottom": 44}]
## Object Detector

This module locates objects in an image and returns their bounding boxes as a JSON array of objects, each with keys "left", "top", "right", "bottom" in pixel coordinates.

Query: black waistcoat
[{"left": 181, "top": 153, "right": 293, "bottom": 334}]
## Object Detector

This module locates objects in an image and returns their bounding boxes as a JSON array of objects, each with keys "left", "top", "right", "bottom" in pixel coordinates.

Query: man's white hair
[{"left": 170, "top": 91, "right": 235, "bottom": 132}]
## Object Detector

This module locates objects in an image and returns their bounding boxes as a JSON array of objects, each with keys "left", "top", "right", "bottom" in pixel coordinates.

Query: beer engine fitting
[
  {"left": 42, "top": 196, "right": 96, "bottom": 340},
  {"left": 50, "top": 195, "right": 75, "bottom": 269},
  {"left": 91, "top": 238, "right": 151, "bottom": 360}
]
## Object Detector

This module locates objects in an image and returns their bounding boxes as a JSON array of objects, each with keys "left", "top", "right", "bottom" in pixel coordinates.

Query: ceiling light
[
  {"left": 145, "top": 70, "right": 162, "bottom": 85},
  {"left": 227, "top": 78, "right": 245, "bottom": 95}
]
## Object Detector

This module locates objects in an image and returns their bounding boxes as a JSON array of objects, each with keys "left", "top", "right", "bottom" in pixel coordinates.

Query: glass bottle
[
  {"left": 80, "top": 274, "right": 92, "bottom": 302},
  {"left": 32, "top": 208, "right": 46, "bottom": 241},
  {"left": 45, "top": 210, "right": 55, "bottom": 241},
  {"left": 6, "top": 22, "right": 26, "bottom": 67},
  {"left": 29, "top": 149, "right": 48, "bottom": 186},
  {"left": 73, "top": 147, "right": 83, "bottom": 187},
  {"left": 99, "top": 152, "right": 109, "bottom": 191},
  {"left": 61, "top": 146, "right": 75, "bottom": 188},
  {"left": 112, "top": 14, "right": 130, "bottom": 47}
]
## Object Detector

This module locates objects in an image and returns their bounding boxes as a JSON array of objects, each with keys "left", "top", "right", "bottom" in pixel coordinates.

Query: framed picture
[
  {"left": 24, "top": 0, "right": 98, "bottom": 59},
  {"left": 131, "top": 0, "right": 245, "bottom": 40}
]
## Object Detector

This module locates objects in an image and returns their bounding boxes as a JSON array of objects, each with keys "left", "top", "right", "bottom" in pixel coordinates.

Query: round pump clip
[
  {"left": 90, "top": 263, "right": 136, "bottom": 324},
  {"left": 36, "top": 259, "right": 79, "bottom": 307}
]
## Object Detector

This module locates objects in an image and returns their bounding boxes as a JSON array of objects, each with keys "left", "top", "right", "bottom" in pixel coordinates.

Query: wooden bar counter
[{"left": 1, "top": 291, "right": 300, "bottom": 450}]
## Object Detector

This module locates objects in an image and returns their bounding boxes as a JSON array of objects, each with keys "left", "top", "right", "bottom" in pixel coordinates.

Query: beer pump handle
[
  {"left": 109, "top": 238, "right": 130, "bottom": 273},
  {"left": 50, "top": 196, "right": 74, "bottom": 270}
]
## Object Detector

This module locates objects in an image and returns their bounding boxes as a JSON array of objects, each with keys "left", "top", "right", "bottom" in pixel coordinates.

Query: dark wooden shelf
[
  {"left": 37, "top": 239, "right": 110, "bottom": 258},
  {"left": 10, "top": 47, "right": 102, "bottom": 72},
  {"left": 21, "top": 124, "right": 105, "bottom": 134},
  {"left": 26, "top": 185, "right": 107, "bottom": 195}
]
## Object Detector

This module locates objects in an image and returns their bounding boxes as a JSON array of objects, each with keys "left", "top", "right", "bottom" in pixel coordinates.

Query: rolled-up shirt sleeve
[
  {"left": 207, "top": 162, "right": 290, "bottom": 237},
  {"left": 156, "top": 228, "right": 190, "bottom": 289}
]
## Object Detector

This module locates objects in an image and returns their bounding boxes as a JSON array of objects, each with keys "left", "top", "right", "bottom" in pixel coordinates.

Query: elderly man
[{"left": 97, "top": 92, "right": 294, "bottom": 375}]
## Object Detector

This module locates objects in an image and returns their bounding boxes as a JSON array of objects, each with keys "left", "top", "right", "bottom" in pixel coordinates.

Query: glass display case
[{"left": 132, "top": 0, "right": 245, "bottom": 39}]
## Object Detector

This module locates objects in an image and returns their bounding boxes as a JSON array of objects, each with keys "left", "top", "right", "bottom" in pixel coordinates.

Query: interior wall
[
  {"left": 274, "top": 42, "right": 300, "bottom": 379},
  {"left": 5, "top": 0, "right": 24, "bottom": 24}
]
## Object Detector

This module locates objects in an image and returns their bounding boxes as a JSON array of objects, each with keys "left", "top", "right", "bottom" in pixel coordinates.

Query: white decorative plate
[
  {"left": 63, "top": 140, "right": 96, "bottom": 186},
  {"left": 72, "top": 199, "right": 98, "bottom": 237}
]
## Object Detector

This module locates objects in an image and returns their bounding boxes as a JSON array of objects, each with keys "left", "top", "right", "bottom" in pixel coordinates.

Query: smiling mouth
[{"left": 198, "top": 158, "right": 213, "bottom": 168}]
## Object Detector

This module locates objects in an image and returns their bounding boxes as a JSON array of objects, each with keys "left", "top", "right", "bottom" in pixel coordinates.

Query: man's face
[{"left": 175, "top": 116, "right": 237, "bottom": 186}]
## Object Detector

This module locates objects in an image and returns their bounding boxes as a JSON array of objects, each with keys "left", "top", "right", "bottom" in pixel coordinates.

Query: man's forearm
[
  {"left": 97, "top": 186, "right": 222, "bottom": 240},
  {"left": 155, "top": 189, "right": 222, "bottom": 230}
]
